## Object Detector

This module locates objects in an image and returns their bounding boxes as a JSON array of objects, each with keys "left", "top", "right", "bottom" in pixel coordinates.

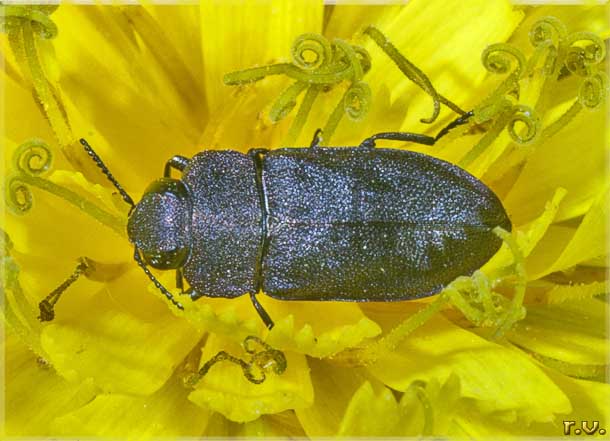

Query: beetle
[{"left": 38, "top": 110, "right": 511, "bottom": 331}]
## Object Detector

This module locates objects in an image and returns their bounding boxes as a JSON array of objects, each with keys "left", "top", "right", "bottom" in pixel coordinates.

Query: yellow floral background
[{"left": 1, "top": 0, "right": 609, "bottom": 438}]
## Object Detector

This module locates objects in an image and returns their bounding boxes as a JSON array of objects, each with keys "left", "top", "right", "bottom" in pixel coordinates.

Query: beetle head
[{"left": 127, "top": 178, "right": 192, "bottom": 270}]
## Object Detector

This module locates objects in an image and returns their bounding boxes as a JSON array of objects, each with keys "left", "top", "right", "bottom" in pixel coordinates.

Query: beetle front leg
[{"left": 176, "top": 268, "right": 185, "bottom": 293}]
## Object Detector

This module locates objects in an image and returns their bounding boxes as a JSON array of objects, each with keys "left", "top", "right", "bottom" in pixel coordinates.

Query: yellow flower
[{"left": 1, "top": 1, "right": 608, "bottom": 438}]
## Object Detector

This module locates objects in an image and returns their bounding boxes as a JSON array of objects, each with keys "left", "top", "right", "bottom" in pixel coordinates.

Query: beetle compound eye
[{"left": 141, "top": 247, "right": 190, "bottom": 270}]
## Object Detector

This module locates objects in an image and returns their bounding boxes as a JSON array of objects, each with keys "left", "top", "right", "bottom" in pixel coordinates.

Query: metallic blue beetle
[{"left": 44, "top": 112, "right": 510, "bottom": 330}]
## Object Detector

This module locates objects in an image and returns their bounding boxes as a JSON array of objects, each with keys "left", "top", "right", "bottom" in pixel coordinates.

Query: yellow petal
[
  {"left": 188, "top": 333, "right": 313, "bottom": 423},
  {"left": 52, "top": 4, "right": 203, "bottom": 191},
  {"left": 1, "top": 70, "right": 57, "bottom": 150},
  {"left": 543, "top": 367, "right": 610, "bottom": 429},
  {"left": 323, "top": 5, "right": 403, "bottom": 40},
  {"left": 4, "top": 334, "right": 97, "bottom": 437},
  {"left": 336, "top": 374, "right": 463, "bottom": 437},
  {"left": 51, "top": 376, "right": 210, "bottom": 438},
  {"left": 295, "top": 358, "right": 384, "bottom": 437},
  {"left": 451, "top": 366, "right": 610, "bottom": 437},
  {"left": 41, "top": 267, "right": 201, "bottom": 395},
  {"left": 178, "top": 289, "right": 382, "bottom": 358},
  {"left": 338, "top": 381, "right": 402, "bottom": 436},
  {"left": 527, "top": 184, "right": 610, "bottom": 279},
  {"left": 364, "top": 0, "right": 523, "bottom": 135},
  {"left": 364, "top": 303, "right": 571, "bottom": 423},
  {"left": 238, "top": 412, "right": 307, "bottom": 437},
  {"left": 504, "top": 106, "right": 609, "bottom": 225},
  {"left": 267, "top": 300, "right": 381, "bottom": 358},
  {"left": 199, "top": 0, "right": 324, "bottom": 112},
  {"left": 507, "top": 299, "right": 608, "bottom": 373},
  {"left": 5, "top": 169, "right": 127, "bottom": 264}
]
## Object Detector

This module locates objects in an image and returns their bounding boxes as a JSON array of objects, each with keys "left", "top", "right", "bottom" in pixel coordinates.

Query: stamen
[
  {"left": 5, "top": 140, "right": 126, "bottom": 235},
  {"left": 224, "top": 32, "right": 371, "bottom": 145},
  {"left": 38, "top": 258, "right": 91, "bottom": 322},
  {"left": 491, "top": 227, "right": 527, "bottom": 339},
  {"left": 565, "top": 32, "right": 605, "bottom": 76},
  {"left": 185, "top": 336, "right": 287, "bottom": 386},
  {"left": 506, "top": 104, "right": 540, "bottom": 144},
  {"left": 578, "top": 72, "right": 607, "bottom": 110},
  {"left": 529, "top": 16, "right": 568, "bottom": 49},
  {"left": 290, "top": 33, "right": 333, "bottom": 70},
  {"left": 482, "top": 43, "right": 526, "bottom": 78},
  {"left": 343, "top": 81, "right": 371, "bottom": 121},
  {"left": 269, "top": 80, "right": 309, "bottom": 123},
  {"left": 285, "top": 85, "right": 322, "bottom": 146},
  {"left": 6, "top": 10, "right": 75, "bottom": 155},
  {"left": 459, "top": 105, "right": 512, "bottom": 168},
  {"left": 1, "top": 230, "right": 44, "bottom": 354},
  {"left": 364, "top": 26, "right": 466, "bottom": 123}
]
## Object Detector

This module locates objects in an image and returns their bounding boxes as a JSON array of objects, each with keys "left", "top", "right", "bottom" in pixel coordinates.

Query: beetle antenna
[
  {"left": 79, "top": 139, "right": 135, "bottom": 210},
  {"left": 38, "top": 258, "right": 91, "bottom": 321},
  {"left": 133, "top": 248, "right": 184, "bottom": 310}
]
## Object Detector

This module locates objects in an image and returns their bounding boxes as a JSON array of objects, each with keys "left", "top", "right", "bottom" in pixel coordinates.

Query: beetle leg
[
  {"left": 309, "top": 128, "right": 323, "bottom": 148},
  {"left": 433, "top": 110, "right": 474, "bottom": 141},
  {"left": 176, "top": 268, "right": 185, "bottom": 293},
  {"left": 358, "top": 111, "right": 474, "bottom": 149},
  {"left": 249, "top": 292, "right": 275, "bottom": 329},
  {"left": 164, "top": 155, "right": 190, "bottom": 178}
]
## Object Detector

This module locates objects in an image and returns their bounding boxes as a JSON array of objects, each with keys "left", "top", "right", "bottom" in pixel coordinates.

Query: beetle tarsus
[
  {"left": 249, "top": 292, "right": 275, "bottom": 329},
  {"left": 434, "top": 110, "right": 474, "bottom": 141}
]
